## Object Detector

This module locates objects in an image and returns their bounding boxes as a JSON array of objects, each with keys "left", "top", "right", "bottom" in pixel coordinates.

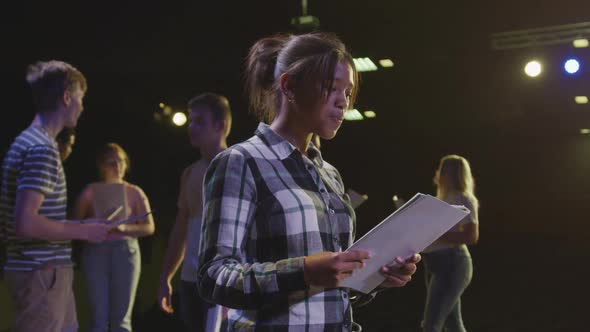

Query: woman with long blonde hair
[{"left": 422, "top": 154, "right": 479, "bottom": 332}]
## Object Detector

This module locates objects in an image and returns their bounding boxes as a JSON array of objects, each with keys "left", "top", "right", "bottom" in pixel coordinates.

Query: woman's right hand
[{"left": 304, "top": 250, "right": 371, "bottom": 288}]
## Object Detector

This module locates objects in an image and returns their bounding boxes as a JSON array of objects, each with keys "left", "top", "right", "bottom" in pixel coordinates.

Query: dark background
[{"left": 1, "top": 1, "right": 590, "bottom": 331}]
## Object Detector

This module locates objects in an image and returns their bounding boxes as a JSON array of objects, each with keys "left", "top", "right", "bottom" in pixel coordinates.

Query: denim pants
[
  {"left": 422, "top": 245, "right": 472, "bottom": 332},
  {"left": 82, "top": 239, "right": 141, "bottom": 332}
]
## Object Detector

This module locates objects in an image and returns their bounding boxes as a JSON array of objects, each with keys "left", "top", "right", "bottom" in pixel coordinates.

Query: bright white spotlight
[
  {"left": 172, "top": 112, "right": 187, "bottom": 126},
  {"left": 575, "top": 96, "right": 589, "bottom": 104},
  {"left": 524, "top": 60, "right": 542, "bottom": 77},
  {"left": 564, "top": 59, "right": 580, "bottom": 74}
]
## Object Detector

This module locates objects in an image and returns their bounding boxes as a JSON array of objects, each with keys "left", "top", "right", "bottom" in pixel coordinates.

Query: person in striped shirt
[
  {"left": 197, "top": 32, "right": 420, "bottom": 331},
  {"left": 0, "top": 60, "right": 111, "bottom": 332}
]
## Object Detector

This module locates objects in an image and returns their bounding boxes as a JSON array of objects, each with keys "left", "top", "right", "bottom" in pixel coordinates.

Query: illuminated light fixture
[
  {"left": 159, "top": 102, "right": 165, "bottom": 109},
  {"left": 580, "top": 128, "right": 590, "bottom": 134},
  {"left": 363, "top": 110, "right": 376, "bottom": 118},
  {"left": 353, "top": 57, "right": 378, "bottom": 72},
  {"left": 344, "top": 109, "right": 364, "bottom": 121},
  {"left": 575, "top": 96, "right": 589, "bottom": 104},
  {"left": 392, "top": 195, "right": 399, "bottom": 202},
  {"left": 524, "top": 60, "right": 542, "bottom": 77},
  {"left": 163, "top": 106, "right": 173, "bottom": 116},
  {"left": 573, "top": 38, "right": 589, "bottom": 48},
  {"left": 564, "top": 58, "right": 581, "bottom": 74},
  {"left": 379, "top": 59, "right": 394, "bottom": 68},
  {"left": 172, "top": 112, "right": 187, "bottom": 126}
]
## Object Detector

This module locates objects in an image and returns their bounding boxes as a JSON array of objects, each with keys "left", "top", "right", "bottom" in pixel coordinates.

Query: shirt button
[
  {"left": 329, "top": 208, "right": 335, "bottom": 214},
  {"left": 342, "top": 292, "right": 348, "bottom": 299}
]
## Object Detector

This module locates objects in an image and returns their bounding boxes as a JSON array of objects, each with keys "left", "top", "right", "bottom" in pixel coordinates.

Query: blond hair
[{"left": 434, "top": 154, "right": 478, "bottom": 208}]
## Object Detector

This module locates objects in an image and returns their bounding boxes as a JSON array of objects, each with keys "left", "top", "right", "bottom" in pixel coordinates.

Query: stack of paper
[{"left": 340, "top": 193, "right": 470, "bottom": 293}]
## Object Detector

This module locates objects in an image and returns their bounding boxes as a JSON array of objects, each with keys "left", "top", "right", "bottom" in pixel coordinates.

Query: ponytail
[{"left": 245, "top": 34, "right": 289, "bottom": 123}]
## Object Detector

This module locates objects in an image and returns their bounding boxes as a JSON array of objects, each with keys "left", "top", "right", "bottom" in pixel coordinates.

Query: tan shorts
[{"left": 5, "top": 266, "right": 78, "bottom": 332}]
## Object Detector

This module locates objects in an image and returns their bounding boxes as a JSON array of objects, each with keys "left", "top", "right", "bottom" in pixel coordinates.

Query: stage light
[
  {"left": 363, "top": 110, "right": 376, "bottom": 118},
  {"left": 580, "top": 128, "right": 590, "bottom": 135},
  {"left": 564, "top": 58, "right": 580, "bottom": 74},
  {"left": 172, "top": 112, "right": 187, "bottom": 126},
  {"left": 344, "top": 109, "right": 364, "bottom": 121},
  {"left": 524, "top": 60, "right": 542, "bottom": 77},
  {"left": 379, "top": 59, "right": 394, "bottom": 68},
  {"left": 573, "top": 38, "right": 589, "bottom": 48},
  {"left": 575, "top": 96, "right": 589, "bottom": 104},
  {"left": 159, "top": 102, "right": 165, "bottom": 109},
  {"left": 353, "top": 58, "right": 378, "bottom": 72}
]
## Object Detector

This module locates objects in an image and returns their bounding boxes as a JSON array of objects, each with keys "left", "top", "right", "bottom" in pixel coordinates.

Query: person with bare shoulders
[
  {"left": 158, "top": 93, "right": 232, "bottom": 331},
  {"left": 72, "top": 143, "right": 155, "bottom": 332}
]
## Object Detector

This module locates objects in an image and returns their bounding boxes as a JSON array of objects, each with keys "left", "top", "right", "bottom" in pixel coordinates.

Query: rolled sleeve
[{"left": 197, "top": 148, "right": 307, "bottom": 310}]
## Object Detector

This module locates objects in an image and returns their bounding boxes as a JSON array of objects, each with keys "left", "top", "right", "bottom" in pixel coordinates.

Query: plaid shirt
[{"left": 198, "top": 123, "right": 357, "bottom": 331}]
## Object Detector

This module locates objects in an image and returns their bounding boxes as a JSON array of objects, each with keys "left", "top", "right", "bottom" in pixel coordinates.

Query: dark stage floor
[{"left": 1, "top": 229, "right": 587, "bottom": 331}]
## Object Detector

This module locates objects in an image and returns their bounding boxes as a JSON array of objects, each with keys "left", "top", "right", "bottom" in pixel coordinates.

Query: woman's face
[
  {"left": 100, "top": 150, "right": 127, "bottom": 182},
  {"left": 306, "top": 61, "right": 354, "bottom": 140}
]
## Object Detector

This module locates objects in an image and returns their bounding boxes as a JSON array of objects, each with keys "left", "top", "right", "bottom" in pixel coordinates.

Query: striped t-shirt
[{"left": 0, "top": 126, "right": 71, "bottom": 271}]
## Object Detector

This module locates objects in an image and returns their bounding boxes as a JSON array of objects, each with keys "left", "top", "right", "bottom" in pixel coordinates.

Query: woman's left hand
[{"left": 378, "top": 254, "right": 421, "bottom": 288}]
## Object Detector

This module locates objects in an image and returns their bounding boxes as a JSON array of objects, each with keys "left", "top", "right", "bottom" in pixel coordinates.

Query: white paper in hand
[{"left": 339, "top": 193, "right": 469, "bottom": 293}]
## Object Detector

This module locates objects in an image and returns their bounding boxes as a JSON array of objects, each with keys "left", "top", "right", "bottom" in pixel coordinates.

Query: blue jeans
[
  {"left": 422, "top": 245, "right": 472, "bottom": 332},
  {"left": 82, "top": 239, "right": 141, "bottom": 332}
]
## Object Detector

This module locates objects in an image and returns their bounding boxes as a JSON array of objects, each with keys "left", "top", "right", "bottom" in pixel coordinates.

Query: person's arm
[
  {"left": 158, "top": 168, "right": 191, "bottom": 313},
  {"left": 197, "top": 149, "right": 306, "bottom": 309},
  {"left": 15, "top": 145, "right": 109, "bottom": 241},
  {"left": 157, "top": 207, "right": 190, "bottom": 313},
  {"left": 15, "top": 189, "right": 110, "bottom": 243},
  {"left": 439, "top": 222, "right": 479, "bottom": 245},
  {"left": 439, "top": 197, "right": 479, "bottom": 245},
  {"left": 71, "top": 185, "right": 93, "bottom": 220},
  {"left": 111, "top": 186, "right": 155, "bottom": 237},
  {"left": 197, "top": 149, "right": 369, "bottom": 310}
]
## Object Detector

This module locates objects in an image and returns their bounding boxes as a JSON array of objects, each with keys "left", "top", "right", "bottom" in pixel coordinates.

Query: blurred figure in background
[
  {"left": 72, "top": 143, "right": 155, "bottom": 332},
  {"left": 421, "top": 154, "right": 480, "bottom": 332},
  {"left": 1, "top": 60, "right": 110, "bottom": 332},
  {"left": 158, "top": 93, "right": 232, "bottom": 332},
  {"left": 56, "top": 127, "right": 76, "bottom": 162}
]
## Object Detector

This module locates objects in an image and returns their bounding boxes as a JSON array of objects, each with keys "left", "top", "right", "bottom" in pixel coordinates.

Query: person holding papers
[
  {"left": 197, "top": 32, "right": 419, "bottom": 331},
  {"left": 421, "top": 155, "right": 480, "bottom": 332},
  {"left": 72, "top": 143, "right": 155, "bottom": 332},
  {"left": 1, "top": 60, "right": 111, "bottom": 332}
]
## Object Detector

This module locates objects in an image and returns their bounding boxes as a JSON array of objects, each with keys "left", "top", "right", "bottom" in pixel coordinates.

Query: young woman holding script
[
  {"left": 421, "top": 154, "right": 480, "bottom": 332},
  {"left": 72, "top": 143, "right": 155, "bottom": 332},
  {"left": 196, "top": 32, "right": 420, "bottom": 331}
]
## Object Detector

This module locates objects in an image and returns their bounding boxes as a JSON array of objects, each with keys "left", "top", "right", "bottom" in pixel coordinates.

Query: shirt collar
[{"left": 255, "top": 122, "right": 325, "bottom": 167}]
